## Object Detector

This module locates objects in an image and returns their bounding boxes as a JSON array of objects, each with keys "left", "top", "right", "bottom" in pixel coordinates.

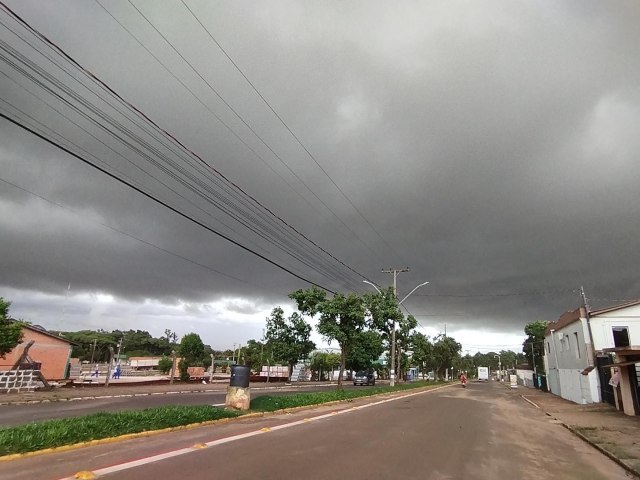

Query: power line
[
  {"left": 180, "top": 0, "right": 404, "bottom": 263},
  {"left": 413, "top": 288, "right": 576, "bottom": 298},
  {"left": 125, "top": 0, "right": 381, "bottom": 260},
  {"left": 0, "top": 3, "right": 372, "bottom": 292},
  {"left": 0, "top": 110, "right": 337, "bottom": 294}
]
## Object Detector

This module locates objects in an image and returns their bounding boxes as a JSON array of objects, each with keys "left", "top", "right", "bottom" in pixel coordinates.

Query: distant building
[{"left": 1, "top": 323, "right": 74, "bottom": 381}]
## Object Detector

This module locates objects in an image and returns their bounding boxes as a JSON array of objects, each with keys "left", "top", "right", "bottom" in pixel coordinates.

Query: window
[
  {"left": 613, "top": 327, "right": 630, "bottom": 348},
  {"left": 574, "top": 332, "right": 580, "bottom": 359}
]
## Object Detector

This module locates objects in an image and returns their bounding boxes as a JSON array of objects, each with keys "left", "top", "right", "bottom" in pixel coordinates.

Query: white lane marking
[{"left": 58, "top": 385, "right": 451, "bottom": 480}]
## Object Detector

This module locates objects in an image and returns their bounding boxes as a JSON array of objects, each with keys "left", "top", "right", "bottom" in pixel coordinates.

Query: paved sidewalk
[{"left": 516, "top": 386, "right": 640, "bottom": 478}]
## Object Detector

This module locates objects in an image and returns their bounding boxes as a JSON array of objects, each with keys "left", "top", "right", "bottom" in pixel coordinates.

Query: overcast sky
[{"left": 1, "top": 1, "right": 639, "bottom": 354}]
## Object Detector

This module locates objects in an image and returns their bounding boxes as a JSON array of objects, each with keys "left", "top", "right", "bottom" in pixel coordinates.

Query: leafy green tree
[
  {"left": 523, "top": 320, "right": 548, "bottom": 373},
  {"left": 395, "top": 314, "right": 418, "bottom": 380},
  {"left": 264, "top": 307, "right": 315, "bottom": 379},
  {"left": 179, "top": 333, "right": 205, "bottom": 363},
  {"left": 345, "top": 330, "right": 384, "bottom": 372},
  {"left": 364, "top": 288, "right": 402, "bottom": 374},
  {"left": 241, "top": 339, "right": 270, "bottom": 373},
  {"left": 410, "top": 333, "right": 436, "bottom": 378},
  {"left": 157, "top": 356, "right": 173, "bottom": 374},
  {"left": 290, "top": 287, "right": 366, "bottom": 388},
  {"left": 178, "top": 333, "right": 205, "bottom": 380},
  {"left": 309, "top": 351, "right": 341, "bottom": 381},
  {"left": 433, "top": 335, "right": 462, "bottom": 378},
  {"left": 0, "top": 297, "right": 24, "bottom": 358}
]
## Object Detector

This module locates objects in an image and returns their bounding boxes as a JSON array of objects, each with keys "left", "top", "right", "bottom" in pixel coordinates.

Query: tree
[
  {"left": 364, "top": 288, "right": 403, "bottom": 375},
  {"left": 523, "top": 320, "right": 548, "bottom": 373},
  {"left": 264, "top": 307, "right": 315, "bottom": 379},
  {"left": 0, "top": 297, "right": 24, "bottom": 358},
  {"left": 395, "top": 314, "right": 418, "bottom": 380},
  {"left": 178, "top": 333, "right": 205, "bottom": 381},
  {"left": 432, "top": 335, "right": 462, "bottom": 378},
  {"left": 158, "top": 356, "right": 173, "bottom": 374},
  {"left": 309, "top": 351, "right": 341, "bottom": 381},
  {"left": 242, "top": 339, "right": 269, "bottom": 373},
  {"left": 410, "top": 333, "right": 435, "bottom": 379},
  {"left": 290, "top": 287, "right": 366, "bottom": 388},
  {"left": 345, "top": 330, "right": 384, "bottom": 372}
]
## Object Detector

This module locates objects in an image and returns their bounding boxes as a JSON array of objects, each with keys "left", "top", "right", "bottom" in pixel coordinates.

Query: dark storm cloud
[{"left": 1, "top": 1, "right": 639, "bottom": 349}]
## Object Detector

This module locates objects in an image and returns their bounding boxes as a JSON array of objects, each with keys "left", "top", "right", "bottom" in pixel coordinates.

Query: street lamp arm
[
  {"left": 398, "top": 281, "right": 429, "bottom": 305},
  {"left": 362, "top": 280, "right": 382, "bottom": 295}
]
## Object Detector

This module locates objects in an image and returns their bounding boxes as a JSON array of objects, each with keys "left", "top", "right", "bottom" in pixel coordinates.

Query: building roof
[
  {"left": 544, "top": 300, "right": 640, "bottom": 336},
  {"left": 590, "top": 299, "right": 640, "bottom": 317},
  {"left": 545, "top": 307, "right": 586, "bottom": 336},
  {"left": 10, "top": 320, "right": 75, "bottom": 345}
]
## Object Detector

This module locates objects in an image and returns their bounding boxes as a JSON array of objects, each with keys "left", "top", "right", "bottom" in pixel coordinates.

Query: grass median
[
  {"left": 250, "top": 380, "right": 439, "bottom": 411},
  {"left": 0, "top": 380, "right": 441, "bottom": 456}
]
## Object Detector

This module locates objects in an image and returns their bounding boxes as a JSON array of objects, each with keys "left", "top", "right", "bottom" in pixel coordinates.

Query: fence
[{"left": 0, "top": 369, "right": 44, "bottom": 393}]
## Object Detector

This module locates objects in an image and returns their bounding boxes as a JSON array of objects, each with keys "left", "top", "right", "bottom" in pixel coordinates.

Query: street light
[
  {"left": 494, "top": 354, "right": 502, "bottom": 381},
  {"left": 363, "top": 279, "right": 429, "bottom": 387}
]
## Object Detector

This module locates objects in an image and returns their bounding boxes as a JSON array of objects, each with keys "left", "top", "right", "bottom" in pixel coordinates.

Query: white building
[{"left": 544, "top": 300, "right": 640, "bottom": 413}]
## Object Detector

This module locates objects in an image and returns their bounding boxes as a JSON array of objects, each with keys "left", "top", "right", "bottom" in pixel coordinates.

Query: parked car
[{"left": 353, "top": 370, "right": 375, "bottom": 386}]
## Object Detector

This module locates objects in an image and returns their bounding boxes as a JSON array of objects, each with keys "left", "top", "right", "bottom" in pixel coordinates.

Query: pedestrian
[
  {"left": 113, "top": 364, "right": 121, "bottom": 379},
  {"left": 93, "top": 365, "right": 99, "bottom": 377}
]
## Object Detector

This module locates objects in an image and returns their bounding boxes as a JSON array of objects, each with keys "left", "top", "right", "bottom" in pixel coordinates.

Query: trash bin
[{"left": 229, "top": 365, "right": 251, "bottom": 388}]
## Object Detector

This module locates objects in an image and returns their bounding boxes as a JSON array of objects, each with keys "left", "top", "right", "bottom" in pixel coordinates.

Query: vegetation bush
[{"left": 0, "top": 405, "right": 239, "bottom": 456}]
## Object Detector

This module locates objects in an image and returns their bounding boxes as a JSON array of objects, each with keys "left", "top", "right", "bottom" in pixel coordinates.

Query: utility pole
[
  {"left": 382, "top": 267, "right": 409, "bottom": 387},
  {"left": 531, "top": 342, "right": 537, "bottom": 375},
  {"left": 105, "top": 346, "right": 114, "bottom": 388},
  {"left": 170, "top": 350, "right": 176, "bottom": 385},
  {"left": 89, "top": 339, "right": 97, "bottom": 365},
  {"left": 580, "top": 285, "right": 590, "bottom": 312}
]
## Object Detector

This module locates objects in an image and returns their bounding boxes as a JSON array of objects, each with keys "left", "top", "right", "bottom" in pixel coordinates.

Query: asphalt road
[
  {"left": 1, "top": 381, "right": 633, "bottom": 480},
  {"left": 0, "top": 383, "right": 358, "bottom": 426}
]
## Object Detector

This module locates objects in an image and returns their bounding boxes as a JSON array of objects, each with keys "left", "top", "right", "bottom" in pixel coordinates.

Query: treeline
[{"left": 63, "top": 329, "right": 233, "bottom": 367}]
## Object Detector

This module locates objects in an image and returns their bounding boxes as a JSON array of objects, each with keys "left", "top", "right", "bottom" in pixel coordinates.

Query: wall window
[
  {"left": 613, "top": 327, "right": 630, "bottom": 348},
  {"left": 574, "top": 332, "right": 581, "bottom": 359}
]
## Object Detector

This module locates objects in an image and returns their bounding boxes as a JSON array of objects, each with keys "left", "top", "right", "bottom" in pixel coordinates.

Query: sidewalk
[{"left": 516, "top": 386, "right": 640, "bottom": 478}]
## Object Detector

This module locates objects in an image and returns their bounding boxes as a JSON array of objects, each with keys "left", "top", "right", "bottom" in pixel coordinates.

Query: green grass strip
[
  {"left": 0, "top": 405, "right": 240, "bottom": 456},
  {"left": 250, "top": 380, "right": 441, "bottom": 412}
]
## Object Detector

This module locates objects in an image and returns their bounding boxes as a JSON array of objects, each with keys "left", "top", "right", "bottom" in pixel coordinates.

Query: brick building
[{"left": 1, "top": 324, "right": 74, "bottom": 381}]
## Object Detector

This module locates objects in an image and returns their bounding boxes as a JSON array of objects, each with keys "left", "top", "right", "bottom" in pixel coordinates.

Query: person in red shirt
[{"left": 459, "top": 372, "right": 467, "bottom": 387}]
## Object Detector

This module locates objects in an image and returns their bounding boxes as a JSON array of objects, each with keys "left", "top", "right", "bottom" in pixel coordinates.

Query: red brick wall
[{"left": 1, "top": 328, "right": 72, "bottom": 380}]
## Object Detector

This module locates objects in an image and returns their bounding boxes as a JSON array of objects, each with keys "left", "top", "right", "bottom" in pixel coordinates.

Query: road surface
[{"left": 0, "top": 381, "right": 633, "bottom": 480}]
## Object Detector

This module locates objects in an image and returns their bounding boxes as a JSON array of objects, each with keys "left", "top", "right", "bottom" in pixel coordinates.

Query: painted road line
[{"left": 58, "top": 385, "right": 451, "bottom": 480}]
